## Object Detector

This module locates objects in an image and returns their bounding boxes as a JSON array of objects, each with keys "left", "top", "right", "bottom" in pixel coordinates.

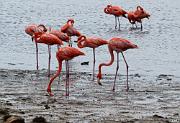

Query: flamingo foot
[{"left": 47, "top": 87, "right": 54, "bottom": 96}]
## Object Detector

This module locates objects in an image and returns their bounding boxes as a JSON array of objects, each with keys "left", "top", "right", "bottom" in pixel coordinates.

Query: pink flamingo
[
  {"left": 33, "top": 31, "right": 63, "bottom": 77},
  {"left": 77, "top": 35, "right": 108, "bottom": 81},
  {"left": 127, "top": 6, "right": 150, "bottom": 30},
  {"left": 61, "top": 19, "right": 81, "bottom": 46},
  {"left": 104, "top": 5, "right": 127, "bottom": 30},
  {"left": 47, "top": 46, "right": 85, "bottom": 96},
  {"left": 25, "top": 24, "right": 47, "bottom": 70},
  {"left": 97, "top": 37, "right": 138, "bottom": 91}
]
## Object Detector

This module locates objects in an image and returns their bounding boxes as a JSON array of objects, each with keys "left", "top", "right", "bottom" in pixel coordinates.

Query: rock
[
  {"left": 81, "top": 62, "right": 89, "bottom": 65},
  {"left": 3, "top": 115, "right": 25, "bottom": 123},
  {"left": 31, "top": 116, "right": 47, "bottom": 123}
]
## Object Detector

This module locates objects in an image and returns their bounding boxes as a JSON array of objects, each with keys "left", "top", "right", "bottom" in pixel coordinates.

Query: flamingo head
[
  {"left": 67, "top": 19, "right": 74, "bottom": 26},
  {"left": 77, "top": 35, "right": 86, "bottom": 48},
  {"left": 104, "top": 5, "right": 112, "bottom": 14},
  {"left": 97, "top": 73, "right": 102, "bottom": 86}
]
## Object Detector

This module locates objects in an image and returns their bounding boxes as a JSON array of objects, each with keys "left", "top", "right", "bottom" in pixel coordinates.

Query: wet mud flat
[{"left": 0, "top": 69, "right": 180, "bottom": 123}]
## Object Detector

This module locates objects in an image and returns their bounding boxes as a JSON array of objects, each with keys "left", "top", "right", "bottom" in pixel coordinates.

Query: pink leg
[
  {"left": 113, "top": 52, "right": 119, "bottom": 91},
  {"left": 35, "top": 42, "right": 39, "bottom": 70},
  {"left": 48, "top": 45, "right": 51, "bottom": 77},
  {"left": 92, "top": 48, "right": 95, "bottom": 81},
  {"left": 121, "top": 52, "right": 129, "bottom": 92}
]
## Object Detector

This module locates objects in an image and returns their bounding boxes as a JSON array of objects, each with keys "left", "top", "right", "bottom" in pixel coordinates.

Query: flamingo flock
[{"left": 25, "top": 5, "right": 150, "bottom": 96}]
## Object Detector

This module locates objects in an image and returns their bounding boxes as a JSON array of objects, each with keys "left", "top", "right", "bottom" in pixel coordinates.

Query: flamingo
[
  {"left": 97, "top": 37, "right": 138, "bottom": 91},
  {"left": 104, "top": 5, "right": 127, "bottom": 30},
  {"left": 25, "top": 24, "right": 47, "bottom": 70},
  {"left": 77, "top": 35, "right": 108, "bottom": 81},
  {"left": 127, "top": 6, "right": 150, "bottom": 30},
  {"left": 61, "top": 19, "right": 81, "bottom": 46},
  {"left": 33, "top": 31, "right": 63, "bottom": 77},
  {"left": 49, "top": 27, "right": 70, "bottom": 47},
  {"left": 47, "top": 46, "right": 85, "bottom": 96}
]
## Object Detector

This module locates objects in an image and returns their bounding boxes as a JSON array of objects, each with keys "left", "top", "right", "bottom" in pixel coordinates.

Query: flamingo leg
[
  {"left": 121, "top": 52, "right": 129, "bottom": 92},
  {"left": 35, "top": 42, "right": 39, "bottom": 70},
  {"left": 117, "top": 17, "right": 120, "bottom": 30},
  {"left": 140, "top": 20, "right": 143, "bottom": 31},
  {"left": 48, "top": 45, "right": 51, "bottom": 77},
  {"left": 69, "top": 37, "right": 72, "bottom": 47},
  {"left": 67, "top": 60, "right": 70, "bottom": 96},
  {"left": 65, "top": 60, "right": 69, "bottom": 96},
  {"left": 92, "top": 48, "right": 96, "bottom": 81},
  {"left": 115, "top": 16, "right": 117, "bottom": 29},
  {"left": 113, "top": 53, "right": 119, "bottom": 91}
]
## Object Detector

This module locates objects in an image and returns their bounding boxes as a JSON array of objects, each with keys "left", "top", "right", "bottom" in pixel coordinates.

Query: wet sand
[{"left": 0, "top": 69, "right": 179, "bottom": 123}]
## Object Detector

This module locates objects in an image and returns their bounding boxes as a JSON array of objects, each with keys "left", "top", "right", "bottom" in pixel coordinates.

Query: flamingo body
[
  {"left": 104, "top": 5, "right": 127, "bottom": 30},
  {"left": 128, "top": 6, "right": 150, "bottom": 30},
  {"left": 97, "top": 37, "right": 138, "bottom": 91},
  {"left": 77, "top": 35, "right": 108, "bottom": 80},
  {"left": 47, "top": 46, "right": 85, "bottom": 96},
  {"left": 49, "top": 29, "right": 70, "bottom": 42}
]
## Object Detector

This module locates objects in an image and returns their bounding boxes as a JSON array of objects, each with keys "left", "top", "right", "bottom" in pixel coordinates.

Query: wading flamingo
[
  {"left": 25, "top": 24, "right": 47, "bottom": 70},
  {"left": 128, "top": 6, "right": 150, "bottom": 30},
  {"left": 33, "top": 32, "right": 63, "bottom": 77},
  {"left": 61, "top": 19, "right": 81, "bottom": 46},
  {"left": 77, "top": 35, "right": 108, "bottom": 81},
  {"left": 47, "top": 46, "right": 85, "bottom": 96},
  {"left": 104, "top": 5, "right": 127, "bottom": 30},
  {"left": 97, "top": 37, "right": 138, "bottom": 91}
]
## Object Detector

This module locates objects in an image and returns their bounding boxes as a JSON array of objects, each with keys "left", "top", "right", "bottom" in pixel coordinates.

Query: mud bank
[{"left": 0, "top": 69, "right": 179, "bottom": 123}]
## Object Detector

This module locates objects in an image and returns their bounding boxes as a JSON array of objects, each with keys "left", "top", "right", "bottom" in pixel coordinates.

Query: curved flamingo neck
[
  {"left": 77, "top": 36, "right": 86, "bottom": 48},
  {"left": 97, "top": 45, "right": 114, "bottom": 79},
  {"left": 104, "top": 8, "right": 109, "bottom": 13},
  {"left": 47, "top": 59, "right": 62, "bottom": 95}
]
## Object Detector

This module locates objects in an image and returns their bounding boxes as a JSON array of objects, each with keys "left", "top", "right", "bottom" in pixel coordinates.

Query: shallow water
[{"left": 1, "top": 0, "right": 180, "bottom": 77}]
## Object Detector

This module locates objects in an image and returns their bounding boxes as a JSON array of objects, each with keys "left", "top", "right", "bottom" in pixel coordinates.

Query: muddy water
[{"left": 1, "top": 0, "right": 180, "bottom": 77}]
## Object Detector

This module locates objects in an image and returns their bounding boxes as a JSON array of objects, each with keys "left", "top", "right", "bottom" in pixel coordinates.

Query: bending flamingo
[
  {"left": 104, "top": 5, "right": 127, "bottom": 30},
  {"left": 97, "top": 38, "right": 138, "bottom": 91},
  {"left": 61, "top": 19, "right": 81, "bottom": 46},
  {"left": 25, "top": 24, "right": 47, "bottom": 70},
  {"left": 47, "top": 46, "right": 85, "bottom": 96},
  {"left": 77, "top": 35, "right": 108, "bottom": 81},
  {"left": 128, "top": 6, "right": 150, "bottom": 30},
  {"left": 33, "top": 32, "right": 63, "bottom": 77}
]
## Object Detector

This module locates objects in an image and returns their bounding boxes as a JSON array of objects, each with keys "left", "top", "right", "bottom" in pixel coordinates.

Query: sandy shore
[{"left": 0, "top": 69, "right": 179, "bottom": 123}]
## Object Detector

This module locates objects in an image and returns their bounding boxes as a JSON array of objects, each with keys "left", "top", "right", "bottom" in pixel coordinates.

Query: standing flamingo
[
  {"left": 128, "top": 6, "right": 150, "bottom": 30},
  {"left": 49, "top": 27, "right": 70, "bottom": 47},
  {"left": 97, "top": 38, "right": 138, "bottom": 91},
  {"left": 104, "top": 5, "right": 127, "bottom": 30},
  {"left": 33, "top": 32, "right": 63, "bottom": 77},
  {"left": 25, "top": 24, "right": 47, "bottom": 70},
  {"left": 47, "top": 46, "right": 85, "bottom": 96},
  {"left": 77, "top": 35, "right": 108, "bottom": 81},
  {"left": 61, "top": 19, "right": 81, "bottom": 46}
]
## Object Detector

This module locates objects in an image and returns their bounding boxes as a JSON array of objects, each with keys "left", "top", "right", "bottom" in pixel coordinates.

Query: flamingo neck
[
  {"left": 77, "top": 39, "right": 85, "bottom": 48},
  {"left": 48, "top": 60, "right": 62, "bottom": 87},
  {"left": 97, "top": 45, "right": 114, "bottom": 79}
]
